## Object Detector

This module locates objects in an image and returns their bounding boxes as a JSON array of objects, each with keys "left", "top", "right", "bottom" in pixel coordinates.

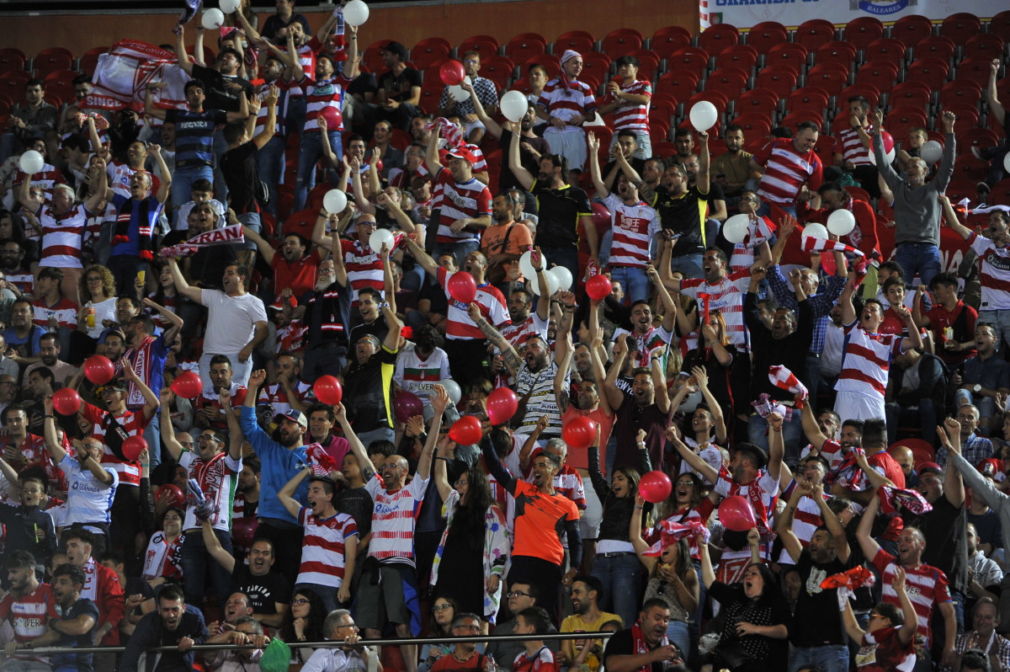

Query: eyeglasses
[
  {"left": 292, "top": 598, "right": 310, "bottom": 605},
  {"left": 506, "top": 591, "right": 532, "bottom": 598},
  {"left": 432, "top": 603, "right": 453, "bottom": 611}
]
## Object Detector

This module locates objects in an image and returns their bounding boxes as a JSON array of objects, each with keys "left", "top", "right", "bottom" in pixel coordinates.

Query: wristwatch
[{"left": 973, "top": 384, "right": 982, "bottom": 394}]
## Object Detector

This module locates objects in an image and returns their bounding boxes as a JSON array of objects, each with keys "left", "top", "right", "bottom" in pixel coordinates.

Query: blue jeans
[
  {"left": 172, "top": 164, "right": 215, "bottom": 213},
  {"left": 670, "top": 253, "right": 703, "bottom": 278},
  {"left": 788, "top": 644, "right": 849, "bottom": 672},
  {"left": 257, "top": 135, "right": 286, "bottom": 216},
  {"left": 540, "top": 246, "right": 580, "bottom": 288},
  {"left": 590, "top": 552, "right": 643, "bottom": 629},
  {"left": 609, "top": 265, "right": 650, "bottom": 304},
  {"left": 182, "top": 528, "right": 233, "bottom": 604},
  {"left": 144, "top": 411, "right": 161, "bottom": 470},
  {"left": 296, "top": 130, "right": 343, "bottom": 212},
  {"left": 894, "top": 242, "right": 941, "bottom": 287},
  {"left": 748, "top": 411, "right": 804, "bottom": 467}
]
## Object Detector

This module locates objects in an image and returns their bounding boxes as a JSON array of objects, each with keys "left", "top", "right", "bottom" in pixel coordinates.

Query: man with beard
[
  {"left": 676, "top": 247, "right": 751, "bottom": 357},
  {"left": 480, "top": 195, "right": 536, "bottom": 290},
  {"left": 278, "top": 467, "right": 358, "bottom": 612},
  {"left": 439, "top": 51, "right": 498, "bottom": 144},
  {"left": 193, "top": 355, "right": 248, "bottom": 433},
  {"left": 393, "top": 324, "right": 450, "bottom": 413},
  {"left": 603, "top": 598, "right": 685, "bottom": 671},
  {"left": 246, "top": 231, "right": 322, "bottom": 306},
  {"left": 559, "top": 575, "right": 621, "bottom": 670},
  {"left": 202, "top": 529, "right": 291, "bottom": 629},
  {"left": 124, "top": 309, "right": 180, "bottom": 469},
  {"left": 61, "top": 529, "right": 124, "bottom": 650},
  {"left": 498, "top": 253, "right": 550, "bottom": 348},
  {"left": 776, "top": 478, "right": 852, "bottom": 672},
  {"left": 4, "top": 404, "right": 65, "bottom": 497},
  {"left": 407, "top": 236, "right": 510, "bottom": 385},
  {"left": 257, "top": 352, "right": 311, "bottom": 416},
  {"left": 800, "top": 411, "right": 905, "bottom": 500},
  {"left": 24, "top": 563, "right": 98, "bottom": 672},
  {"left": 161, "top": 387, "right": 242, "bottom": 608},
  {"left": 651, "top": 161, "right": 709, "bottom": 278},
  {"left": 120, "top": 584, "right": 208, "bottom": 672},
  {"left": 604, "top": 334, "right": 670, "bottom": 471},
  {"left": 812, "top": 181, "right": 880, "bottom": 260},
  {"left": 432, "top": 613, "right": 487, "bottom": 671},
  {"left": 4, "top": 299, "right": 45, "bottom": 358},
  {"left": 0, "top": 238, "right": 34, "bottom": 296},
  {"left": 0, "top": 550, "right": 57, "bottom": 666},
  {"left": 239, "top": 368, "right": 308, "bottom": 586},
  {"left": 168, "top": 203, "right": 237, "bottom": 290},
  {"left": 169, "top": 260, "right": 268, "bottom": 388},
  {"left": 751, "top": 121, "right": 823, "bottom": 219},
  {"left": 23, "top": 333, "right": 76, "bottom": 387},
  {"left": 343, "top": 296, "right": 402, "bottom": 446},
  {"left": 711, "top": 124, "right": 755, "bottom": 202},
  {"left": 952, "top": 598, "right": 1010, "bottom": 672}
]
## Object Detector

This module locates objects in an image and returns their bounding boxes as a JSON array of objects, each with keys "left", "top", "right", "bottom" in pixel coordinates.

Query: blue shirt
[
  {"left": 110, "top": 194, "right": 163, "bottom": 257},
  {"left": 164, "top": 108, "right": 227, "bottom": 168},
  {"left": 3, "top": 325, "right": 43, "bottom": 357},
  {"left": 239, "top": 405, "right": 308, "bottom": 523}
]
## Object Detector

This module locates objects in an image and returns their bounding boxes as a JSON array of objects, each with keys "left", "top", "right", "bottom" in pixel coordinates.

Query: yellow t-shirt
[{"left": 560, "top": 611, "right": 623, "bottom": 671}]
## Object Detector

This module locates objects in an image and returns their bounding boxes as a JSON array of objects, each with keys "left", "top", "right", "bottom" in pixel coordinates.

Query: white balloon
[
  {"left": 827, "top": 209, "right": 856, "bottom": 236},
  {"left": 920, "top": 140, "right": 942, "bottom": 164},
  {"left": 801, "top": 222, "right": 829, "bottom": 242},
  {"left": 531, "top": 270, "right": 559, "bottom": 296},
  {"left": 448, "top": 85, "right": 470, "bottom": 102},
  {"left": 440, "top": 379, "right": 461, "bottom": 405},
  {"left": 679, "top": 389, "right": 703, "bottom": 413},
  {"left": 323, "top": 189, "right": 347, "bottom": 214},
  {"left": 1004, "top": 151, "right": 1010, "bottom": 175},
  {"left": 17, "top": 150, "right": 44, "bottom": 175},
  {"left": 549, "top": 265, "right": 573, "bottom": 292},
  {"left": 343, "top": 0, "right": 370, "bottom": 27},
  {"left": 201, "top": 8, "right": 225, "bottom": 29},
  {"left": 689, "top": 101, "right": 718, "bottom": 132},
  {"left": 500, "top": 90, "right": 529, "bottom": 122},
  {"left": 368, "top": 228, "right": 394, "bottom": 254},
  {"left": 219, "top": 0, "right": 240, "bottom": 13},
  {"left": 721, "top": 213, "right": 751, "bottom": 244},
  {"left": 519, "top": 250, "right": 547, "bottom": 279}
]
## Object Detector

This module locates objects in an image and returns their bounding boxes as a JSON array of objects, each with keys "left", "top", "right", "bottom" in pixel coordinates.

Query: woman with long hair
[
  {"left": 280, "top": 587, "right": 328, "bottom": 666},
  {"left": 141, "top": 507, "right": 184, "bottom": 588},
  {"left": 681, "top": 310, "right": 750, "bottom": 439},
  {"left": 699, "top": 528, "right": 789, "bottom": 672},
  {"left": 668, "top": 366, "right": 728, "bottom": 487},
  {"left": 629, "top": 496, "right": 699, "bottom": 657},
  {"left": 588, "top": 426, "right": 649, "bottom": 628},
  {"left": 77, "top": 264, "right": 117, "bottom": 341},
  {"left": 417, "top": 596, "right": 458, "bottom": 672}
]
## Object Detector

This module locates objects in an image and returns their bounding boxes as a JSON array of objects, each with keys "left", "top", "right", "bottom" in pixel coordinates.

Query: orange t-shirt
[{"left": 510, "top": 479, "right": 580, "bottom": 566}]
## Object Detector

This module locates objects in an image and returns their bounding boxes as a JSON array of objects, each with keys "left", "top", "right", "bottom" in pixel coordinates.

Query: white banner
[{"left": 700, "top": 0, "right": 1007, "bottom": 29}]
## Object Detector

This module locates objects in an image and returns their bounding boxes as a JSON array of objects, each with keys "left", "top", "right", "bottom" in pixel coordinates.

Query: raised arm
[
  {"left": 158, "top": 389, "right": 186, "bottom": 462},
  {"left": 278, "top": 466, "right": 311, "bottom": 519},
  {"left": 42, "top": 397, "right": 68, "bottom": 463},
  {"left": 462, "top": 80, "right": 502, "bottom": 137},
  {"left": 403, "top": 236, "right": 439, "bottom": 278},
  {"left": 775, "top": 481, "right": 807, "bottom": 562},
  {"left": 120, "top": 357, "right": 160, "bottom": 421},
  {"left": 507, "top": 121, "right": 534, "bottom": 190},
  {"left": 333, "top": 402, "right": 376, "bottom": 482},
  {"left": 148, "top": 143, "right": 172, "bottom": 203},
  {"left": 602, "top": 334, "right": 628, "bottom": 410},
  {"left": 986, "top": 58, "right": 1006, "bottom": 127},
  {"left": 173, "top": 25, "right": 194, "bottom": 75},
  {"left": 839, "top": 269, "right": 858, "bottom": 326},
  {"left": 251, "top": 85, "right": 279, "bottom": 150},
  {"left": 939, "top": 193, "right": 972, "bottom": 240},
  {"left": 855, "top": 489, "right": 883, "bottom": 562},
  {"left": 587, "top": 133, "right": 608, "bottom": 199},
  {"left": 201, "top": 519, "right": 236, "bottom": 573},
  {"left": 167, "top": 257, "right": 203, "bottom": 303},
  {"left": 467, "top": 303, "right": 523, "bottom": 375},
  {"left": 667, "top": 426, "right": 718, "bottom": 484},
  {"left": 696, "top": 131, "right": 710, "bottom": 195}
]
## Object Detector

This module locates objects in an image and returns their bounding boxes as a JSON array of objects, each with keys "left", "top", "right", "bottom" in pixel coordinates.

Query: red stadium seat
[
  {"left": 946, "top": 178, "right": 980, "bottom": 202},
  {"left": 736, "top": 88, "right": 781, "bottom": 115},
  {"left": 652, "top": 140, "right": 676, "bottom": 158},
  {"left": 944, "top": 103, "right": 980, "bottom": 128},
  {"left": 648, "top": 112, "right": 670, "bottom": 141},
  {"left": 815, "top": 40, "right": 857, "bottom": 64},
  {"left": 905, "top": 57, "right": 949, "bottom": 91},
  {"left": 0, "top": 48, "right": 27, "bottom": 75},
  {"left": 754, "top": 66, "right": 799, "bottom": 100},
  {"left": 964, "top": 34, "right": 1004, "bottom": 62},
  {"left": 552, "top": 30, "right": 594, "bottom": 56},
  {"left": 656, "top": 71, "right": 700, "bottom": 101},
  {"left": 650, "top": 26, "right": 692, "bottom": 60},
  {"left": 795, "top": 19, "right": 836, "bottom": 52},
  {"left": 629, "top": 49, "right": 661, "bottom": 82},
  {"left": 940, "top": 12, "right": 981, "bottom": 45},
  {"left": 843, "top": 16, "right": 884, "bottom": 53},
  {"left": 524, "top": 54, "right": 560, "bottom": 80},
  {"left": 716, "top": 44, "right": 759, "bottom": 73},
  {"left": 990, "top": 11, "right": 1010, "bottom": 40},
  {"left": 781, "top": 111, "right": 824, "bottom": 134},
  {"left": 411, "top": 37, "right": 451, "bottom": 70},
  {"left": 891, "top": 15, "right": 934, "bottom": 49},
  {"left": 959, "top": 127, "right": 999, "bottom": 152},
  {"left": 418, "top": 83, "right": 442, "bottom": 114},
  {"left": 863, "top": 38, "right": 906, "bottom": 65},
  {"left": 732, "top": 113, "right": 772, "bottom": 140},
  {"left": 601, "top": 28, "right": 644, "bottom": 61},
  {"left": 787, "top": 87, "right": 830, "bottom": 112},
  {"left": 687, "top": 90, "right": 729, "bottom": 118},
  {"left": 989, "top": 179, "right": 1010, "bottom": 205},
  {"left": 855, "top": 61, "right": 899, "bottom": 92},
  {"left": 481, "top": 55, "right": 515, "bottom": 88},
  {"left": 745, "top": 21, "right": 788, "bottom": 55},
  {"left": 77, "top": 46, "right": 108, "bottom": 77},
  {"left": 838, "top": 84, "right": 880, "bottom": 109},
  {"left": 580, "top": 52, "right": 611, "bottom": 84},
  {"left": 889, "top": 82, "right": 932, "bottom": 110},
  {"left": 888, "top": 107, "right": 928, "bottom": 129},
  {"left": 457, "top": 35, "right": 499, "bottom": 63},
  {"left": 912, "top": 35, "right": 955, "bottom": 62},
  {"left": 706, "top": 66, "right": 750, "bottom": 99},
  {"left": 362, "top": 40, "right": 388, "bottom": 74},
  {"left": 765, "top": 43, "right": 808, "bottom": 77},
  {"left": 666, "top": 47, "right": 709, "bottom": 81},
  {"left": 33, "top": 47, "right": 73, "bottom": 78},
  {"left": 0, "top": 72, "right": 30, "bottom": 101},
  {"left": 390, "top": 128, "right": 412, "bottom": 151},
  {"left": 939, "top": 80, "right": 981, "bottom": 110},
  {"left": 812, "top": 135, "right": 836, "bottom": 165},
  {"left": 505, "top": 33, "right": 547, "bottom": 63},
  {"left": 805, "top": 65, "right": 847, "bottom": 96},
  {"left": 698, "top": 24, "right": 739, "bottom": 56},
  {"left": 956, "top": 58, "right": 995, "bottom": 88}
]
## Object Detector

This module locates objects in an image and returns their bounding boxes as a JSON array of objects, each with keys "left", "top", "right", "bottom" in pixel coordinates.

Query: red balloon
[
  {"left": 448, "top": 415, "right": 483, "bottom": 445},
  {"left": 639, "top": 470, "right": 672, "bottom": 503},
  {"left": 719, "top": 495, "right": 757, "bottom": 532},
  {"left": 439, "top": 59, "right": 465, "bottom": 86},
  {"left": 155, "top": 484, "right": 185, "bottom": 509},
  {"left": 83, "top": 355, "right": 115, "bottom": 385},
  {"left": 486, "top": 387, "right": 518, "bottom": 426},
  {"left": 585, "top": 274, "right": 613, "bottom": 301},
  {"left": 561, "top": 415, "right": 598, "bottom": 450},
  {"left": 394, "top": 390, "right": 424, "bottom": 423},
  {"left": 320, "top": 106, "right": 341, "bottom": 131},
  {"left": 122, "top": 435, "right": 148, "bottom": 462},
  {"left": 170, "top": 371, "right": 203, "bottom": 399},
  {"left": 314, "top": 375, "right": 344, "bottom": 405},
  {"left": 447, "top": 271, "right": 477, "bottom": 304},
  {"left": 52, "top": 388, "right": 81, "bottom": 415}
]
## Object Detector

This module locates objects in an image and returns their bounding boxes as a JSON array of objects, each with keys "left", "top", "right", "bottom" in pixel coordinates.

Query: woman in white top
[{"left": 78, "top": 264, "right": 118, "bottom": 340}]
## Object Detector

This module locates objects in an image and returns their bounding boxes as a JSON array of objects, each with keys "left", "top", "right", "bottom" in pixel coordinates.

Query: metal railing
[{"left": 15, "top": 630, "right": 614, "bottom": 656}]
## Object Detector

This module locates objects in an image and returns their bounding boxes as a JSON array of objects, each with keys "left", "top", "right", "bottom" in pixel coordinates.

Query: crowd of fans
[{"left": 0, "top": 2, "right": 1009, "bottom": 672}]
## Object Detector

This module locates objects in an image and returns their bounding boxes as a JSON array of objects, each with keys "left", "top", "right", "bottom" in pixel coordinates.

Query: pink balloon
[
  {"left": 639, "top": 470, "right": 672, "bottom": 503},
  {"left": 719, "top": 495, "right": 757, "bottom": 532},
  {"left": 394, "top": 390, "right": 424, "bottom": 422}
]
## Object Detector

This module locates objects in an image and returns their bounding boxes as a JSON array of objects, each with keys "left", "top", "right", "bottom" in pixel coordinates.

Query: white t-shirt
[
  {"left": 83, "top": 297, "right": 117, "bottom": 340},
  {"left": 200, "top": 289, "right": 268, "bottom": 355},
  {"left": 60, "top": 454, "right": 118, "bottom": 525}
]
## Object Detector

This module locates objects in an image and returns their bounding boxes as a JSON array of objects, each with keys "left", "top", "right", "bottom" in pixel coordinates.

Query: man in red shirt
[
  {"left": 814, "top": 181, "right": 880, "bottom": 259},
  {"left": 0, "top": 549, "right": 57, "bottom": 664},
  {"left": 63, "top": 529, "right": 125, "bottom": 647},
  {"left": 242, "top": 229, "right": 320, "bottom": 306},
  {"left": 912, "top": 272, "right": 977, "bottom": 368}
]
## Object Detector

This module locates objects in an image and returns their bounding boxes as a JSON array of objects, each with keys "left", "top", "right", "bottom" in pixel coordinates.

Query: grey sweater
[{"left": 874, "top": 130, "right": 955, "bottom": 246}]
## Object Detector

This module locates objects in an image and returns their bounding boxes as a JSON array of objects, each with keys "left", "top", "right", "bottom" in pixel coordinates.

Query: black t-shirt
[
  {"left": 220, "top": 140, "right": 258, "bottom": 214},
  {"left": 343, "top": 347, "right": 398, "bottom": 431},
  {"left": 791, "top": 549, "right": 848, "bottom": 647},
  {"left": 500, "top": 129, "right": 549, "bottom": 193},
  {"left": 652, "top": 186, "right": 709, "bottom": 256},
  {"left": 336, "top": 486, "right": 373, "bottom": 538},
  {"left": 531, "top": 180, "right": 592, "bottom": 249},
  {"left": 602, "top": 628, "right": 669, "bottom": 672},
  {"left": 191, "top": 64, "right": 253, "bottom": 113},
  {"left": 231, "top": 565, "right": 291, "bottom": 614},
  {"left": 905, "top": 495, "right": 962, "bottom": 582},
  {"left": 348, "top": 72, "right": 378, "bottom": 98},
  {"left": 379, "top": 68, "right": 422, "bottom": 102},
  {"left": 51, "top": 598, "right": 99, "bottom": 672}
]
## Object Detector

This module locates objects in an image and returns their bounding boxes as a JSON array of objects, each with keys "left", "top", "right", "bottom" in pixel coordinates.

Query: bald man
[{"left": 888, "top": 444, "right": 919, "bottom": 488}]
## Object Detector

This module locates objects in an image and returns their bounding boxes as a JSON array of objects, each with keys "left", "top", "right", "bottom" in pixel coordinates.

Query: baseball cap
[
  {"left": 275, "top": 409, "right": 308, "bottom": 429},
  {"left": 918, "top": 462, "right": 942, "bottom": 476},
  {"left": 445, "top": 148, "right": 477, "bottom": 164}
]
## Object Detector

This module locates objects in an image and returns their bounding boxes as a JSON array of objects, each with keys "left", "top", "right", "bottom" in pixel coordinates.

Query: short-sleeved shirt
[
  {"left": 230, "top": 566, "right": 291, "bottom": 615},
  {"left": 652, "top": 186, "right": 709, "bottom": 256},
  {"left": 200, "top": 289, "right": 268, "bottom": 355},
  {"left": 379, "top": 67, "right": 422, "bottom": 102},
  {"left": 220, "top": 140, "right": 258, "bottom": 214},
  {"left": 531, "top": 181, "right": 592, "bottom": 250},
  {"left": 190, "top": 64, "right": 253, "bottom": 113},
  {"left": 50, "top": 598, "right": 99, "bottom": 672},
  {"left": 871, "top": 548, "right": 951, "bottom": 647},
  {"left": 509, "top": 479, "right": 580, "bottom": 566},
  {"left": 164, "top": 108, "right": 228, "bottom": 168}
]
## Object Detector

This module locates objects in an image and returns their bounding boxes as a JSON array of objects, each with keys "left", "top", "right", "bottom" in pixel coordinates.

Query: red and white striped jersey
[
  {"left": 612, "top": 325, "right": 673, "bottom": 368},
  {"left": 713, "top": 465, "right": 779, "bottom": 533},
  {"left": 253, "top": 80, "right": 288, "bottom": 138},
  {"left": 437, "top": 266, "right": 511, "bottom": 341},
  {"left": 13, "top": 432, "right": 68, "bottom": 493},
  {"left": 179, "top": 450, "right": 240, "bottom": 531},
  {"left": 970, "top": 232, "right": 1010, "bottom": 311},
  {"left": 341, "top": 234, "right": 404, "bottom": 303},
  {"left": 435, "top": 170, "right": 492, "bottom": 244},
  {"left": 610, "top": 79, "right": 652, "bottom": 132},
  {"left": 32, "top": 298, "right": 78, "bottom": 330},
  {"left": 297, "top": 506, "right": 357, "bottom": 587},
  {"left": 297, "top": 74, "right": 351, "bottom": 134},
  {"left": 83, "top": 402, "right": 146, "bottom": 487},
  {"left": 728, "top": 215, "right": 775, "bottom": 273},
  {"left": 0, "top": 583, "right": 57, "bottom": 646},
  {"left": 658, "top": 500, "right": 715, "bottom": 560},
  {"left": 837, "top": 124, "right": 892, "bottom": 167},
  {"left": 680, "top": 269, "right": 751, "bottom": 351},
  {"left": 835, "top": 322, "right": 903, "bottom": 399},
  {"left": 365, "top": 473, "right": 428, "bottom": 565},
  {"left": 257, "top": 381, "right": 313, "bottom": 416},
  {"left": 38, "top": 203, "right": 86, "bottom": 268},
  {"left": 6, "top": 271, "right": 34, "bottom": 295},
  {"left": 500, "top": 312, "right": 549, "bottom": 349},
  {"left": 602, "top": 193, "right": 661, "bottom": 268},
  {"left": 872, "top": 548, "right": 951, "bottom": 647},
  {"left": 538, "top": 79, "right": 596, "bottom": 123},
  {"left": 755, "top": 138, "right": 824, "bottom": 205},
  {"left": 285, "top": 37, "right": 322, "bottom": 78},
  {"left": 513, "top": 645, "right": 558, "bottom": 672},
  {"left": 275, "top": 319, "right": 308, "bottom": 354}
]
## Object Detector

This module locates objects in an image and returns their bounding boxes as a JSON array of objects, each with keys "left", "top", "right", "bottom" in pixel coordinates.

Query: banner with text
[{"left": 700, "top": 0, "right": 1006, "bottom": 29}]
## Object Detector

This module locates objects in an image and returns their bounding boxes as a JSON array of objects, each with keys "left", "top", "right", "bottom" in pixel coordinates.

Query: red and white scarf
[
  {"left": 630, "top": 622, "right": 671, "bottom": 670},
  {"left": 768, "top": 365, "right": 808, "bottom": 408}
]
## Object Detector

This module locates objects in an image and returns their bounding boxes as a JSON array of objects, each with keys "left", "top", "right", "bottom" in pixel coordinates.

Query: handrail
[{"left": 17, "top": 630, "right": 615, "bottom": 656}]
